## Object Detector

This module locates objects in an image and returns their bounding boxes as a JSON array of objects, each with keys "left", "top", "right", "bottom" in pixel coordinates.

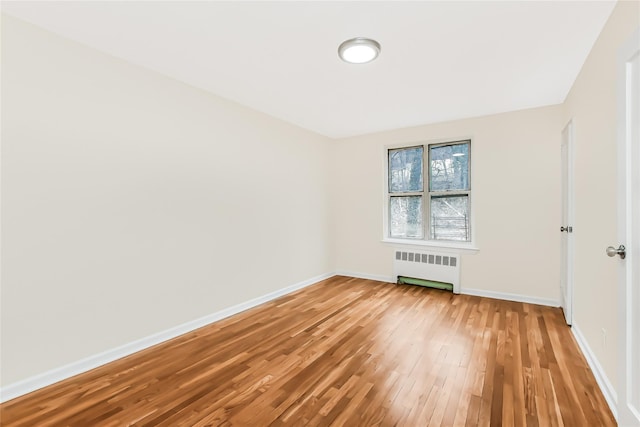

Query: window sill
[{"left": 381, "top": 238, "right": 480, "bottom": 254}]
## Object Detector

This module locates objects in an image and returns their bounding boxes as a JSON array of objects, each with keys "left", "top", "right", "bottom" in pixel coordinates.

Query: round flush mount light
[{"left": 338, "top": 37, "right": 381, "bottom": 64}]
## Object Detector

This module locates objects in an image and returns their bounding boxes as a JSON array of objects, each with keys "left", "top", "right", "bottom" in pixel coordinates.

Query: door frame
[
  {"left": 616, "top": 27, "right": 640, "bottom": 426},
  {"left": 560, "top": 120, "right": 575, "bottom": 326}
]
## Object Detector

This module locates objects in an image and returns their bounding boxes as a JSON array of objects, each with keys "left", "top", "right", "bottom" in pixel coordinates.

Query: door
[
  {"left": 560, "top": 120, "right": 574, "bottom": 325},
  {"left": 616, "top": 28, "right": 640, "bottom": 427}
]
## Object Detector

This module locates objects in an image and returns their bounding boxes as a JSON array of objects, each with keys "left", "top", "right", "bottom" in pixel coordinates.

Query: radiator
[{"left": 393, "top": 249, "right": 461, "bottom": 293}]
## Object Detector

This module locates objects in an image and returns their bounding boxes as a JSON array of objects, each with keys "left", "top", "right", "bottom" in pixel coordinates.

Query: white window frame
[{"left": 382, "top": 138, "right": 479, "bottom": 253}]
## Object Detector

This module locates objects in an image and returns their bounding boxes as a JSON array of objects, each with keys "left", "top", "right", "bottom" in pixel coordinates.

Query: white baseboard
[
  {"left": 460, "top": 287, "right": 559, "bottom": 307},
  {"left": 336, "top": 274, "right": 559, "bottom": 307},
  {"left": 334, "top": 270, "right": 394, "bottom": 283},
  {"left": 0, "top": 272, "right": 334, "bottom": 403},
  {"left": 570, "top": 323, "right": 618, "bottom": 421},
  {"left": 0, "top": 272, "right": 589, "bottom": 406}
]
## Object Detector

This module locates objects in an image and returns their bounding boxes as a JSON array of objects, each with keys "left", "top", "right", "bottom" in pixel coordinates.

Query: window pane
[
  {"left": 389, "top": 147, "right": 423, "bottom": 192},
  {"left": 429, "top": 143, "right": 469, "bottom": 191},
  {"left": 430, "top": 195, "right": 469, "bottom": 241},
  {"left": 390, "top": 196, "right": 423, "bottom": 238}
]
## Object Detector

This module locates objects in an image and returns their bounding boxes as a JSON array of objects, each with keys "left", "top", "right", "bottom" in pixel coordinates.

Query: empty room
[{"left": 1, "top": 1, "right": 639, "bottom": 426}]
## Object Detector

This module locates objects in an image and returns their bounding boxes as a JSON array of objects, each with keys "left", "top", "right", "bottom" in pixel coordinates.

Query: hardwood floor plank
[{"left": 0, "top": 277, "right": 615, "bottom": 426}]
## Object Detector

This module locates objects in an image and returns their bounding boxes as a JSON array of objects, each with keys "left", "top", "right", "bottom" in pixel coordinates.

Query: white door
[
  {"left": 615, "top": 28, "right": 640, "bottom": 427},
  {"left": 560, "top": 121, "right": 574, "bottom": 326}
]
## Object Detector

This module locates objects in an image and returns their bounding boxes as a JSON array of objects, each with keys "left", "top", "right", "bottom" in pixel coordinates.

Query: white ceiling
[{"left": 2, "top": 1, "right": 616, "bottom": 139}]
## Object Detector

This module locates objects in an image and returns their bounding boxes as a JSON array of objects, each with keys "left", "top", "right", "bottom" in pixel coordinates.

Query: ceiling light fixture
[{"left": 338, "top": 38, "right": 381, "bottom": 64}]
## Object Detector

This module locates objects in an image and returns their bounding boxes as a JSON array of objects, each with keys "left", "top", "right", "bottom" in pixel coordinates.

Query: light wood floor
[{"left": 1, "top": 276, "right": 615, "bottom": 426}]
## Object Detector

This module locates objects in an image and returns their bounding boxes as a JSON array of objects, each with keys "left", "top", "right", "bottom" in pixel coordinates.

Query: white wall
[
  {"left": 561, "top": 0, "right": 639, "bottom": 396},
  {"left": 1, "top": 15, "right": 332, "bottom": 386},
  {"left": 331, "top": 105, "right": 563, "bottom": 303}
]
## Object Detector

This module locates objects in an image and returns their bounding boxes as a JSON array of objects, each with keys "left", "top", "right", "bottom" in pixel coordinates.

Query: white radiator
[{"left": 393, "top": 249, "right": 461, "bottom": 294}]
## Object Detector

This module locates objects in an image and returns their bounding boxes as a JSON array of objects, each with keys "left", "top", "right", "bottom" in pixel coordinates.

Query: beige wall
[
  {"left": 561, "top": 0, "right": 640, "bottom": 393},
  {"left": 1, "top": 15, "right": 332, "bottom": 386},
  {"left": 331, "top": 105, "right": 563, "bottom": 302}
]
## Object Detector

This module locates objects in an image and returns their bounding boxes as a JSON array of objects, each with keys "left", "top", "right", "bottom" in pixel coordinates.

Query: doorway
[
  {"left": 616, "top": 28, "right": 640, "bottom": 426},
  {"left": 560, "top": 120, "right": 574, "bottom": 326}
]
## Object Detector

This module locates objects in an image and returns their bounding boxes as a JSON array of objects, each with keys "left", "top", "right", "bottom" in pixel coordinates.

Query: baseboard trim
[
  {"left": 0, "top": 272, "right": 592, "bottom": 406},
  {"left": 0, "top": 272, "right": 334, "bottom": 403},
  {"left": 334, "top": 270, "right": 394, "bottom": 283},
  {"left": 335, "top": 274, "right": 559, "bottom": 307},
  {"left": 570, "top": 323, "right": 618, "bottom": 421},
  {"left": 459, "top": 287, "right": 559, "bottom": 307}
]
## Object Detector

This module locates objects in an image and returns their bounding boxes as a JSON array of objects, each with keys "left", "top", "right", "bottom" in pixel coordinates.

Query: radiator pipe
[{"left": 397, "top": 276, "right": 453, "bottom": 291}]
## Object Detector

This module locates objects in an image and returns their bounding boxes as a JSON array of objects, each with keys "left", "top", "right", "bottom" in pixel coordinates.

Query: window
[{"left": 387, "top": 140, "right": 471, "bottom": 242}]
